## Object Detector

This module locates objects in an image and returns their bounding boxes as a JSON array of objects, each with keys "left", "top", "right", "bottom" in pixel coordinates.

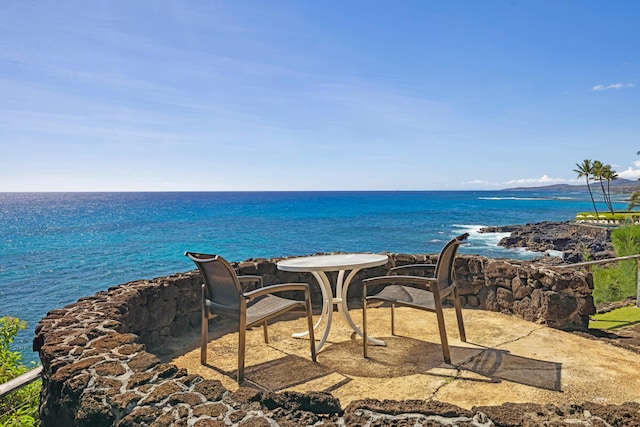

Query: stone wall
[{"left": 32, "top": 254, "right": 594, "bottom": 426}]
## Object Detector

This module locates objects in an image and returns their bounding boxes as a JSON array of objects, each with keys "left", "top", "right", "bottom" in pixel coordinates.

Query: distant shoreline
[{"left": 503, "top": 177, "right": 640, "bottom": 194}]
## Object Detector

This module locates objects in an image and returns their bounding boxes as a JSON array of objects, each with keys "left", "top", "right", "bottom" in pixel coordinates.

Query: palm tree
[
  {"left": 602, "top": 165, "right": 618, "bottom": 214},
  {"left": 574, "top": 159, "right": 599, "bottom": 217},
  {"left": 592, "top": 162, "right": 618, "bottom": 214},
  {"left": 628, "top": 191, "right": 640, "bottom": 211},
  {"left": 592, "top": 161, "right": 609, "bottom": 213}
]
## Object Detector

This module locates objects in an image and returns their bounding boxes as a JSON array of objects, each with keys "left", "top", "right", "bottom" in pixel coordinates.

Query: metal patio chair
[
  {"left": 185, "top": 252, "right": 317, "bottom": 382},
  {"left": 361, "top": 233, "right": 469, "bottom": 364}
]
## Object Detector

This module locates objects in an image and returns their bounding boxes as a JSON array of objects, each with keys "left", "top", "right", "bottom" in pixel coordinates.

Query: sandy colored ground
[{"left": 171, "top": 307, "right": 640, "bottom": 410}]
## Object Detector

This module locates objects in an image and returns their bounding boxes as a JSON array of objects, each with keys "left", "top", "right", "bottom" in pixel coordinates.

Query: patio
[
  {"left": 171, "top": 306, "right": 640, "bottom": 410},
  {"left": 32, "top": 267, "right": 640, "bottom": 425}
]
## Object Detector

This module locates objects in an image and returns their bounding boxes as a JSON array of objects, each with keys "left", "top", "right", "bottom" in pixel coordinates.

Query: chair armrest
[
  {"left": 389, "top": 264, "right": 436, "bottom": 274},
  {"left": 362, "top": 275, "right": 437, "bottom": 299},
  {"left": 242, "top": 283, "right": 309, "bottom": 301},
  {"left": 205, "top": 299, "right": 240, "bottom": 313},
  {"left": 238, "top": 275, "right": 263, "bottom": 287}
]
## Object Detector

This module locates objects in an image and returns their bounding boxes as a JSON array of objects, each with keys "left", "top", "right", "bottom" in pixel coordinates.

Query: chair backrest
[
  {"left": 185, "top": 252, "right": 243, "bottom": 312},
  {"left": 433, "top": 233, "right": 469, "bottom": 295}
]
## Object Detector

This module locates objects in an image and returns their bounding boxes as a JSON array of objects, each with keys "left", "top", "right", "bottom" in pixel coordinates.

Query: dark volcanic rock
[
  {"left": 341, "top": 400, "right": 640, "bottom": 426},
  {"left": 479, "top": 221, "right": 614, "bottom": 262}
]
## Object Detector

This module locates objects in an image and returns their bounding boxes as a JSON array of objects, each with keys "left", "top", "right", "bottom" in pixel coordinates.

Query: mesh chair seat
[
  {"left": 246, "top": 295, "right": 305, "bottom": 327},
  {"left": 369, "top": 284, "right": 436, "bottom": 311}
]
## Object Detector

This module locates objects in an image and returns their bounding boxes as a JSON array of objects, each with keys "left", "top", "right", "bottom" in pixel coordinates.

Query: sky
[{"left": 1, "top": 1, "right": 639, "bottom": 191}]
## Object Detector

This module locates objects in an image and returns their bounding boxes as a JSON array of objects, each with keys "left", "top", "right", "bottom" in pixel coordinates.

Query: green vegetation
[
  {"left": 589, "top": 306, "right": 640, "bottom": 330},
  {"left": 592, "top": 225, "right": 640, "bottom": 305},
  {"left": 0, "top": 317, "right": 40, "bottom": 426}
]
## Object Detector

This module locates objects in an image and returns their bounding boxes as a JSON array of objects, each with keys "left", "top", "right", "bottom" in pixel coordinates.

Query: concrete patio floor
[{"left": 171, "top": 307, "right": 640, "bottom": 410}]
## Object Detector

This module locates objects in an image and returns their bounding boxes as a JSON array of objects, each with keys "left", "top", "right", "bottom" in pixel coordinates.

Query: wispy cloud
[
  {"left": 461, "top": 179, "right": 501, "bottom": 187},
  {"left": 592, "top": 82, "right": 635, "bottom": 91}
]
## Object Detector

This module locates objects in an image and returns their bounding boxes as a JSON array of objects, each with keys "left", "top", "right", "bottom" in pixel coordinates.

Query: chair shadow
[
  {"left": 461, "top": 343, "right": 562, "bottom": 391},
  {"left": 319, "top": 336, "right": 562, "bottom": 391},
  {"left": 242, "top": 354, "right": 351, "bottom": 392}
]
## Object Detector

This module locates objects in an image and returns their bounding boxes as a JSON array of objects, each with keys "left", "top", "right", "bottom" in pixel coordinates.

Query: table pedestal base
[{"left": 293, "top": 269, "right": 386, "bottom": 353}]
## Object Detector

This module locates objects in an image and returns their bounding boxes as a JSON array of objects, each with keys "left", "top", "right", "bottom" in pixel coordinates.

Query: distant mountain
[{"left": 503, "top": 178, "right": 640, "bottom": 193}]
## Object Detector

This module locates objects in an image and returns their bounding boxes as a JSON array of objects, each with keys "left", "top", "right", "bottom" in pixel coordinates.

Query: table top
[{"left": 276, "top": 253, "right": 388, "bottom": 272}]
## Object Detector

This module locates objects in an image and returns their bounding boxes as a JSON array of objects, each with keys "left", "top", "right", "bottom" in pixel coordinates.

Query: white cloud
[
  {"left": 618, "top": 161, "right": 640, "bottom": 180},
  {"left": 592, "top": 83, "right": 635, "bottom": 91},
  {"left": 503, "top": 174, "right": 568, "bottom": 185}
]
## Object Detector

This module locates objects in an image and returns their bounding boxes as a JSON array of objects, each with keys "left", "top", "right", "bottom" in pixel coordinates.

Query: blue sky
[{"left": 1, "top": 1, "right": 639, "bottom": 191}]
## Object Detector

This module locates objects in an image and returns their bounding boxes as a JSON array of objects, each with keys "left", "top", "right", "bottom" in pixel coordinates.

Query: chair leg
[
  {"left": 201, "top": 285, "right": 208, "bottom": 365},
  {"left": 453, "top": 287, "right": 466, "bottom": 342},
  {"left": 363, "top": 296, "right": 368, "bottom": 358},
  {"left": 238, "top": 304, "right": 247, "bottom": 383},
  {"left": 262, "top": 321, "right": 269, "bottom": 344},
  {"left": 391, "top": 303, "right": 396, "bottom": 336},
  {"left": 434, "top": 299, "right": 451, "bottom": 364}
]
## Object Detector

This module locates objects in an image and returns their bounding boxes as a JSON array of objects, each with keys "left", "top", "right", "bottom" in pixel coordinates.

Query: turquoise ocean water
[{"left": 0, "top": 191, "right": 627, "bottom": 363}]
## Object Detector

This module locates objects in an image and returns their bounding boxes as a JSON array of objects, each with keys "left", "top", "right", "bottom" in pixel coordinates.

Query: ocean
[{"left": 0, "top": 190, "right": 627, "bottom": 363}]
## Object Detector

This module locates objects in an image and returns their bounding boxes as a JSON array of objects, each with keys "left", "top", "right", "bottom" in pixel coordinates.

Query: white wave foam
[
  {"left": 546, "top": 250, "right": 564, "bottom": 258},
  {"left": 478, "top": 196, "right": 546, "bottom": 201},
  {"left": 452, "top": 224, "right": 509, "bottom": 244},
  {"left": 478, "top": 196, "right": 578, "bottom": 201},
  {"left": 452, "top": 224, "right": 539, "bottom": 259}
]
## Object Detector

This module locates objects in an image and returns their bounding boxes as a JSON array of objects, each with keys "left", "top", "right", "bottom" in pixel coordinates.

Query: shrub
[
  {"left": 0, "top": 317, "right": 40, "bottom": 426},
  {"left": 592, "top": 225, "right": 640, "bottom": 305},
  {"left": 611, "top": 224, "right": 640, "bottom": 255}
]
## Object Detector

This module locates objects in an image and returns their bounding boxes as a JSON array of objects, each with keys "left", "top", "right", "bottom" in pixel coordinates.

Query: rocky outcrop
[
  {"left": 480, "top": 221, "right": 614, "bottom": 262},
  {"left": 32, "top": 254, "right": 595, "bottom": 426}
]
